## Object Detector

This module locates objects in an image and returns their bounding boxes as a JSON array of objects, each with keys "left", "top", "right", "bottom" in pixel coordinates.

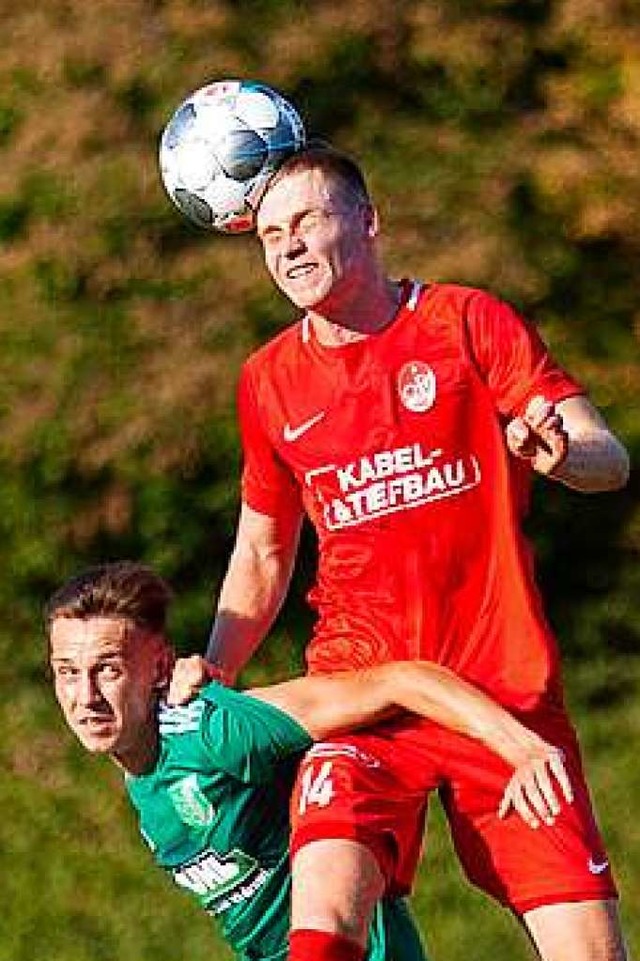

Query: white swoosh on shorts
[
  {"left": 587, "top": 857, "right": 610, "bottom": 875},
  {"left": 283, "top": 411, "right": 326, "bottom": 442}
]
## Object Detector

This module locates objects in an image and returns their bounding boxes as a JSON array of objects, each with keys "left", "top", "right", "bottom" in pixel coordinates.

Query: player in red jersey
[{"left": 193, "top": 145, "right": 630, "bottom": 961}]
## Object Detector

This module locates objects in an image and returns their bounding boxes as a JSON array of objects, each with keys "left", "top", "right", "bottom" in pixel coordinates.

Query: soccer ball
[{"left": 159, "top": 80, "right": 306, "bottom": 234}]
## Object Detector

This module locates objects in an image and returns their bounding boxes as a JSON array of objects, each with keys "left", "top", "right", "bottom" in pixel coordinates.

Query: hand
[
  {"left": 497, "top": 744, "right": 573, "bottom": 829},
  {"left": 166, "top": 655, "right": 224, "bottom": 705},
  {"left": 505, "top": 395, "right": 568, "bottom": 476}
]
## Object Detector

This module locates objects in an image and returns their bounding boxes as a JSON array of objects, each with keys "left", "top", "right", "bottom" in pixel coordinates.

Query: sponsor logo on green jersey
[
  {"left": 173, "top": 847, "right": 266, "bottom": 914},
  {"left": 168, "top": 774, "right": 215, "bottom": 828}
]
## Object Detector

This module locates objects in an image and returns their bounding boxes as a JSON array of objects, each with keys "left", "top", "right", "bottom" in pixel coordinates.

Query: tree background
[{"left": 1, "top": 2, "right": 638, "bottom": 959}]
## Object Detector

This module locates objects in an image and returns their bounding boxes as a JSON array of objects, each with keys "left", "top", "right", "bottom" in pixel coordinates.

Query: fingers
[
  {"left": 497, "top": 747, "right": 574, "bottom": 829},
  {"left": 548, "top": 748, "right": 574, "bottom": 805},
  {"left": 166, "top": 654, "right": 212, "bottom": 705},
  {"left": 524, "top": 396, "right": 567, "bottom": 448},
  {"left": 505, "top": 418, "right": 537, "bottom": 458},
  {"left": 523, "top": 395, "right": 560, "bottom": 433},
  {"left": 498, "top": 768, "right": 552, "bottom": 829},
  {"left": 506, "top": 396, "right": 569, "bottom": 473}
]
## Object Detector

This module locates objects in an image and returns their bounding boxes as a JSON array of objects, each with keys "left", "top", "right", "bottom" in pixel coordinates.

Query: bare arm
[
  {"left": 506, "top": 394, "right": 629, "bottom": 492},
  {"left": 206, "top": 501, "right": 303, "bottom": 683},
  {"left": 251, "top": 661, "right": 573, "bottom": 828},
  {"left": 552, "top": 395, "right": 630, "bottom": 491},
  {"left": 250, "top": 660, "right": 551, "bottom": 765}
]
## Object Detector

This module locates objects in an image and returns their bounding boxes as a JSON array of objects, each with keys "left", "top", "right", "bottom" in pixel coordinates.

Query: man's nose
[
  {"left": 282, "top": 228, "right": 305, "bottom": 257},
  {"left": 77, "top": 671, "right": 100, "bottom": 706}
]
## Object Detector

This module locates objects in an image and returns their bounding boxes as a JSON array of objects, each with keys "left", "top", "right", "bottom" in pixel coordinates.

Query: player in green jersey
[{"left": 47, "top": 561, "right": 573, "bottom": 961}]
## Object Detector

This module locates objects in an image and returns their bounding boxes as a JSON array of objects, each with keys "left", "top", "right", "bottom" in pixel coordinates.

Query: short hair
[
  {"left": 45, "top": 561, "right": 173, "bottom": 636},
  {"left": 261, "top": 141, "right": 372, "bottom": 208}
]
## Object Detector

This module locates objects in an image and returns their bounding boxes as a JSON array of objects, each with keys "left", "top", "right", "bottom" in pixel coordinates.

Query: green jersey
[{"left": 125, "top": 682, "right": 426, "bottom": 961}]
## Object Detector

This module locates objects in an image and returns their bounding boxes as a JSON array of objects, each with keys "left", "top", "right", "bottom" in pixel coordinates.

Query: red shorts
[{"left": 289, "top": 707, "right": 617, "bottom": 915}]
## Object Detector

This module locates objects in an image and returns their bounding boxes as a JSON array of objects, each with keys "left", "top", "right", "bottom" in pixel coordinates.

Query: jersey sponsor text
[
  {"left": 173, "top": 847, "right": 267, "bottom": 914},
  {"left": 305, "top": 443, "right": 481, "bottom": 529}
]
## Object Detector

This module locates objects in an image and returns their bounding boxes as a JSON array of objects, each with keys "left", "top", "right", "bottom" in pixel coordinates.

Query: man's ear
[
  {"left": 154, "top": 643, "right": 175, "bottom": 691},
  {"left": 364, "top": 203, "right": 379, "bottom": 239}
]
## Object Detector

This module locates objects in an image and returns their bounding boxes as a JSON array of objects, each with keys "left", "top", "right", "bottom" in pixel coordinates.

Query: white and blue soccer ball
[{"left": 159, "top": 79, "right": 306, "bottom": 234}]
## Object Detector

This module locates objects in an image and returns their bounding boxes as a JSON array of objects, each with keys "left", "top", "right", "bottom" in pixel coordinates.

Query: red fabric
[
  {"left": 289, "top": 710, "right": 617, "bottom": 912},
  {"left": 238, "top": 281, "right": 583, "bottom": 711},
  {"left": 289, "top": 929, "right": 364, "bottom": 961}
]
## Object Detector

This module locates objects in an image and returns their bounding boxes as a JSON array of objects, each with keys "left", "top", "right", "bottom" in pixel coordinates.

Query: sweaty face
[
  {"left": 50, "top": 616, "right": 169, "bottom": 768},
  {"left": 256, "top": 168, "right": 376, "bottom": 312}
]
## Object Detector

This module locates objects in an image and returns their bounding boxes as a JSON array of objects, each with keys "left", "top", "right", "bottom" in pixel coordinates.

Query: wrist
[{"left": 205, "top": 661, "right": 235, "bottom": 686}]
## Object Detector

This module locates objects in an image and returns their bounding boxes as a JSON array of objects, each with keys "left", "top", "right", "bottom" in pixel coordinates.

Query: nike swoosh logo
[
  {"left": 588, "top": 857, "right": 610, "bottom": 875},
  {"left": 283, "top": 411, "right": 326, "bottom": 442}
]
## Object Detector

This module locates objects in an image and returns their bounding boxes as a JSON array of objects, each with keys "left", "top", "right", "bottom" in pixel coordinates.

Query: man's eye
[
  {"left": 100, "top": 664, "right": 123, "bottom": 679},
  {"left": 299, "top": 212, "right": 322, "bottom": 233},
  {"left": 56, "top": 665, "right": 76, "bottom": 678},
  {"left": 262, "top": 230, "right": 283, "bottom": 248}
]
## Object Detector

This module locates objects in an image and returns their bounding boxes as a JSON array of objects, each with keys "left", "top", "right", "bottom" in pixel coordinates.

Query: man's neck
[
  {"left": 113, "top": 721, "right": 160, "bottom": 776},
  {"left": 307, "top": 278, "right": 401, "bottom": 347}
]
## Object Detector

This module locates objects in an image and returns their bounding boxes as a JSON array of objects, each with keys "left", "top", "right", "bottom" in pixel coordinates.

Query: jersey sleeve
[
  {"left": 238, "top": 362, "right": 303, "bottom": 518},
  {"left": 464, "top": 290, "right": 584, "bottom": 417},
  {"left": 199, "top": 683, "right": 312, "bottom": 784}
]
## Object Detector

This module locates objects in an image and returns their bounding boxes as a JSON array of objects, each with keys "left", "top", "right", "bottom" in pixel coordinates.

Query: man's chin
[
  {"left": 76, "top": 723, "right": 118, "bottom": 753},
  {"left": 278, "top": 278, "right": 330, "bottom": 310},
  {"left": 283, "top": 290, "right": 323, "bottom": 310},
  {"left": 79, "top": 737, "right": 115, "bottom": 754}
]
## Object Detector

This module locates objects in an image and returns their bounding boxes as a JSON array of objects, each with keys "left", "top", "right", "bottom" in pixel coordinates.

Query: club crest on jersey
[
  {"left": 397, "top": 361, "right": 436, "bottom": 413},
  {"left": 168, "top": 774, "right": 215, "bottom": 828}
]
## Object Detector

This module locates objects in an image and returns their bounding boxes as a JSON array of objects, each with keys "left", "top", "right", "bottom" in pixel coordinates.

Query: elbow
[
  {"left": 562, "top": 435, "right": 631, "bottom": 493},
  {"left": 613, "top": 447, "right": 631, "bottom": 490},
  {"left": 600, "top": 445, "right": 631, "bottom": 492}
]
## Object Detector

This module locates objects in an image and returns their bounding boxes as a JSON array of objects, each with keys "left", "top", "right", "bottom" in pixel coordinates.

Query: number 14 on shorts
[{"left": 298, "top": 761, "right": 335, "bottom": 814}]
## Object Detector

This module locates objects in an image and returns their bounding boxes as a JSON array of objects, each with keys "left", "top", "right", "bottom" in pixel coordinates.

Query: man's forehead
[
  {"left": 50, "top": 616, "right": 132, "bottom": 656},
  {"left": 258, "top": 168, "right": 343, "bottom": 223}
]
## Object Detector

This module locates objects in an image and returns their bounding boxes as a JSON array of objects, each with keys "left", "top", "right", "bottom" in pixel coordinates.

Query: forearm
[
  {"left": 546, "top": 395, "right": 629, "bottom": 492},
  {"left": 253, "top": 663, "right": 575, "bottom": 832},
  {"left": 550, "top": 428, "right": 630, "bottom": 492},
  {"left": 206, "top": 598, "right": 278, "bottom": 685},
  {"left": 253, "top": 661, "right": 546, "bottom": 766},
  {"left": 392, "top": 670, "right": 574, "bottom": 829},
  {"left": 166, "top": 554, "right": 285, "bottom": 702},
  {"left": 206, "top": 560, "right": 290, "bottom": 681},
  {"left": 392, "top": 662, "right": 549, "bottom": 768},
  {"left": 249, "top": 667, "right": 399, "bottom": 737},
  {"left": 207, "top": 536, "right": 298, "bottom": 681},
  {"left": 506, "top": 394, "right": 630, "bottom": 492}
]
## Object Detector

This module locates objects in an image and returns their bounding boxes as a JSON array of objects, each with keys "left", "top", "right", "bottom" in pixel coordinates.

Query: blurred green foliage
[{"left": 1, "top": 1, "right": 638, "bottom": 959}]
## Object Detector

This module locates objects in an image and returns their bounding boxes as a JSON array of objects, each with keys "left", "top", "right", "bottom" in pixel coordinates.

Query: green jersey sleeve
[{"left": 197, "top": 682, "right": 312, "bottom": 783}]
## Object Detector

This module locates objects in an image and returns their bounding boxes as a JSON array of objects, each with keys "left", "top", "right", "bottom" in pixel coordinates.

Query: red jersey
[{"left": 239, "top": 282, "right": 583, "bottom": 710}]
